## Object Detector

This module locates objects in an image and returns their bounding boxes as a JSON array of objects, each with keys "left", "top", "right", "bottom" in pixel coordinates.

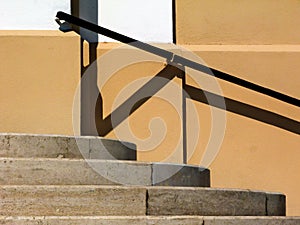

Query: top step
[{"left": 0, "top": 133, "right": 136, "bottom": 160}]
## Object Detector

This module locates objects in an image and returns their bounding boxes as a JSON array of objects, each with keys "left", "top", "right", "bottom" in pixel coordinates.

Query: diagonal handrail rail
[{"left": 56, "top": 11, "right": 300, "bottom": 107}]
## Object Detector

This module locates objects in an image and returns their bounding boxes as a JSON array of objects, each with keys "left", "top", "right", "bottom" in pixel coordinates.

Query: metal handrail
[{"left": 56, "top": 11, "right": 300, "bottom": 107}]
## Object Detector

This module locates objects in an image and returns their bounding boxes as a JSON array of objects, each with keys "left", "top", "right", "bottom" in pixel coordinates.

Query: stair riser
[
  {"left": 0, "top": 186, "right": 146, "bottom": 216},
  {"left": 0, "top": 158, "right": 210, "bottom": 186},
  {"left": 148, "top": 188, "right": 282, "bottom": 216},
  {"left": 0, "top": 159, "right": 147, "bottom": 185},
  {"left": 0, "top": 134, "right": 136, "bottom": 160},
  {"left": 0, "top": 186, "right": 285, "bottom": 216}
]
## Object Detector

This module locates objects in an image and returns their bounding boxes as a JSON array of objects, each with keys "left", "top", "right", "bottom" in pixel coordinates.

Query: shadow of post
[
  {"left": 95, "top": 65, "right": 184, "bottom": 136},
  {"left": 71, "top": 0, "right": 100, "bottom": 136}
]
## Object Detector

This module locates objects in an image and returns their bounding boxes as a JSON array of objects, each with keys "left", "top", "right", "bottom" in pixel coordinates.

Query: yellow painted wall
[
  {"left": 0, "top": 31, "right": 80, "bottom": 135},
  {"left": 176, "top": 0, "right": 300, "bottom": 45}
]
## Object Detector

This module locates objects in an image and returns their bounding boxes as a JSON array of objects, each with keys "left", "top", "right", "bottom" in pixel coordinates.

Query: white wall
[
  {"left": 0, "top": 0, "right": 173, "bottom": 43},
  {"left": 99, "top": 0, "right": 173, "bottom": 43},
  {"left": 0, "top": 0, "right": 70, "bottom": 30}
]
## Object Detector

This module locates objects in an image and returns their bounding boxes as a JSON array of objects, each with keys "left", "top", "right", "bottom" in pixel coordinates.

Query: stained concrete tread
[
  {"left": 0, "top": 216, "right": 299, "bottom": 225},
  {"left": 0, "top": 158, "right": 210, "bottom": 186},
  {"left": 0, "top": 133, "right": 136, "bottom": 160},
  {"left": 0, "top": 186, "right": 285, "bottom": 217}
]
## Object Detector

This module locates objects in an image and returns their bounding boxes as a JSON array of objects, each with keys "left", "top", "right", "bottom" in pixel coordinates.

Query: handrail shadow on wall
[
  {"left": 94, "top": 65, "right": 300, "bottom": 136},
  {"left": 62, "top": 7, "right": 299, "bottom": 156}
]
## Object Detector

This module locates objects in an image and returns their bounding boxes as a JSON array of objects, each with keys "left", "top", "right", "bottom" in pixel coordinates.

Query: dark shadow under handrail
[
  {"left": 185, "top": 85, "right": 300, "bottom": 135},
  {"left": 93, "top": 64, "right": 300, "bottom": 136},
  {"left": 56, "top": 11, "right": 300, "bottom": 108}
]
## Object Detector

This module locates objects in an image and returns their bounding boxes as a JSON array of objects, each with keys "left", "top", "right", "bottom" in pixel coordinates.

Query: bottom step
[
  {"left": 0, "top": 186, "right": 286, "bottom": 216},
  {"left": 0, "top": 216, "right": 299, "bottom": 225}
]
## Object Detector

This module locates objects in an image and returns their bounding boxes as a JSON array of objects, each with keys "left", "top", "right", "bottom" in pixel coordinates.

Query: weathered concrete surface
[
  {"left": 152, "top": 163, "right": 210, "bottom": 187},
  {"left": 0, "top": 186, "right": 146, "bottom": 216},
  {"left": 266, "top": 192, "right": 286, "bottom": 216},
  {"left": 203, "top": 216, "right": 300, "bottom": 225},
  {"left": 0, "top": 158, "right": 151, "bottom": 185},
  {"left": 0, "top": 185, "right": 287, "bottom": 217},
  {"left": 147, "top": 187, "right": 276, "bottom": 216},
  {"left": 0, "top": 216, "right": 299, "bottom": 225},
  {"left": 0, "top": 158, "right": 210, "bottom": 187},
  {"left": 0, "top": 134, "right": 136, "bottom": 160},
  {"left": 0, "top": 216, "right": 204, "bottom": 225}
]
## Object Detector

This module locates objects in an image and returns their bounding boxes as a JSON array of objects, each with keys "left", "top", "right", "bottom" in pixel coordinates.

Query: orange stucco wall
[
  {"left": 0, "top": 31, "right": 80, "bottom": 135},
  {"left": 176, "top": 0, "right": 300, "bottom": 45}
]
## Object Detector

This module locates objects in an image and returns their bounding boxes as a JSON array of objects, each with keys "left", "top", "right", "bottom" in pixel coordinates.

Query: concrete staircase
[{"left": 0, "top": 134, "right": 299, "bottom": 224}]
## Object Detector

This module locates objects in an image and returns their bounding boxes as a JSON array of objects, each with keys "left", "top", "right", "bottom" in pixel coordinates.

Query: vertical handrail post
[{"left": 182, "top": 71, "right": 187, "bottom": 164}]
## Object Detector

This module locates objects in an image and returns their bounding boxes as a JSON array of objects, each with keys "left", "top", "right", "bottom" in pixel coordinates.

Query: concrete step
[
  {"left": 0, "top": 158, "right": 210, "bottom": 186},
  {"left": 0, "top": 133, "right": 136, "bottom": 160},
  {"left": 202, "top": 217, "right": 300, "bottom": 225},
  {"left": 0, "top": 216, "right": 299, "bottom": 225},
  {"left": 0, "top": 186, "right": 285, "bottom": 216}
]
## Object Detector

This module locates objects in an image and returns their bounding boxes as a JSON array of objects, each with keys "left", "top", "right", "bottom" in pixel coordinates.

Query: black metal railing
[
  {"left": 56, "top": 11, "right": 300, "bottom": 164},
  {"left": 56, "top": 11, "right": 300, "bottom": 107}
]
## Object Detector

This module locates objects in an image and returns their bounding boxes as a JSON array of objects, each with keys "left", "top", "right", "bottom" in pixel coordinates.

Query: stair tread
[{"left": 0, "top": 216, "right": 299, "bottom": 225}]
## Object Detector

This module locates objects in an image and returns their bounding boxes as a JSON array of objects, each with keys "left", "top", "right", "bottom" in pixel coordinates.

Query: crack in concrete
[
  {"left": 7, "top": 135, "right": 11, "bottom": 150},
  {"left": 202, "top": 218, "right": 205, "bottom": 225},
  {"left": 150, "top": 164, "right": 154, "bottom": 186},
  {"left": 145, "top": 189, "right": 150, "bottom": 216},
  {"left": 265, "top": 193, "right": 269, "bottom": 216}
]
